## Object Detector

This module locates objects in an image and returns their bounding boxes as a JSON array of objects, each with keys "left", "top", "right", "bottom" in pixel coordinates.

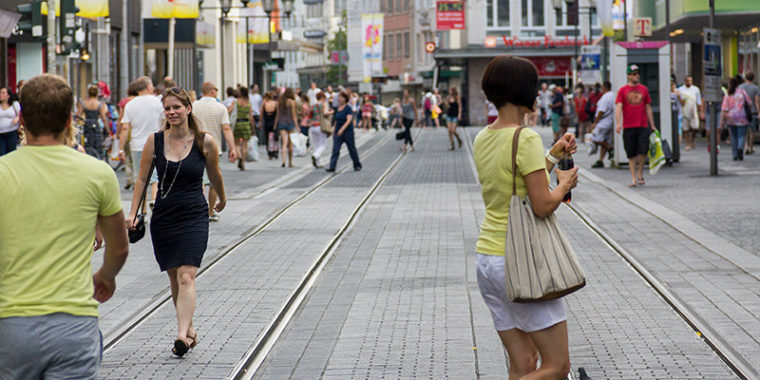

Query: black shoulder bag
[{"left": 128, "top": 150, "right": 156, "bottom": 244}]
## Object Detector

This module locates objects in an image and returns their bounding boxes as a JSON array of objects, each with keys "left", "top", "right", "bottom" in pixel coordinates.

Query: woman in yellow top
[{"left": 473, "top": 55, "right": 578, "bottom": 380}]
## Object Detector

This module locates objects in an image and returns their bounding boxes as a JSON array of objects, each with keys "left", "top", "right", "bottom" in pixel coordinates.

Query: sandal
[
  {"left": 629, "top": 181, "right": 637, "bottom": 188},
  {"left": 172, "top": 338, "right": 190, "bottom": 357},
  {"left": 637, "top": 178, "right": 646, "bottom": 185},
  {"left": 187, "top": 332, "right": 198, "bottom": 349}
]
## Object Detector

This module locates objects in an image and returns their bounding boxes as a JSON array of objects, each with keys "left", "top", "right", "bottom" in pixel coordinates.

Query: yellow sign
[
  {"left": 151, "top": 0, "right": 199, "bottom": 19},
  {"left": 236, "top": 1, "right": 269, "bottom": 44},
  {"left": 42, "top": 0, "right": 109, "bottom": 18}
]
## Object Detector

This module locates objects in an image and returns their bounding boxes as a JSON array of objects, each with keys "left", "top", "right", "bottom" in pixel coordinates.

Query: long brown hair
[
  {"left": 161, "top": 86, "right": 206, "bottom": 156},
  {"left": 278, "top": 88, "right": 295, "bottom": 112}
]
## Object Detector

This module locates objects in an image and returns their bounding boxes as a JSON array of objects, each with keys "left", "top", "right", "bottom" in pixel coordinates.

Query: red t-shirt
[
  {"left": 574, "top": 95, "right": 588, "bottom": 122},
  {"left": 588, "top": 91, "right": 602, "bottom": 114},
  {"left": 117, "top": 96, "right": 132, "bottom": 110},
  {"left": 615, "top": 84, "right": 651, "bottom": 128}
]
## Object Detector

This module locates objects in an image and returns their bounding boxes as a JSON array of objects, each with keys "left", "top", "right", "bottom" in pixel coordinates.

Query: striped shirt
[{"left": 192, "top": 96, "right": 230, "bottom": 147}]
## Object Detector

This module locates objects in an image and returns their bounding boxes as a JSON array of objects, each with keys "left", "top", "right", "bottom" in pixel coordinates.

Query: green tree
[{"left": 326, "top": 10, "right": 348, "bottom": 85}]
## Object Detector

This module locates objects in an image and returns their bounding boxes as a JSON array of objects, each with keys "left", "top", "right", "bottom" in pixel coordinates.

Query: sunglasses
[{"left": 629, "top": 72, "right": 640, "bottom": 76}]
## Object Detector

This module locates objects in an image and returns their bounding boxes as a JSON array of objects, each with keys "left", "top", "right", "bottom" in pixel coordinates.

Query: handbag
[
  {"left": 395, "top": 130, "right": 408, "bottom": 140},
  {"left": 128, "top": 153, "right": 156, "bottom": 244},
  {"left": 503, "top": 127, "right": 586, "bottom": 303}
]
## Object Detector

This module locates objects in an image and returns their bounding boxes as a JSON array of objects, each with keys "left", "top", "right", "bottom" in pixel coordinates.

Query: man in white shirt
[
  {"left": 193, "top": 82, "right": 238, "bottom": 222},
  {"left": 676, "top": 75, "right": 703, "bottom": 150},
  {"left": 249, "top": 84, "right": 263, "bottom": 143},
  {"left": 118, "top": 76, "right": 163, "bottom": 205},
  {"left": 590, "top": 81, "right": 616, "bottom": 168},
  {"left": 307, "top": 82, "right": 320, "bottom": 106}
]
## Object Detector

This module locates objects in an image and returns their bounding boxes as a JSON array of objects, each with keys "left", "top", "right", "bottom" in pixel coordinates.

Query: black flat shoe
[
  {"left": 312, "top": 156, "right": 318, "bottom": 168},
  {"left": 325, "top": 168, "right": 335, "bottom": 172},
  {"left": 172, "top": 338, "right": 190, "bottom": 357}
]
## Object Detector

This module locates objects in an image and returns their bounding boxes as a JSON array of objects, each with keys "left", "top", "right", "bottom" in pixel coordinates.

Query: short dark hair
[
  {"left": 481, "top": 55, "right": 538, "bottom": 111},
  {"left": 746, "top": 72, "right": 755, "bottom": 82},
  {"left": 238, "top": 87, "right": 249, "bottom": 98},
  {"left": 603, "top": 81, "right": 612, "bottom": 91},
  {"left": 20, "top": 74, "right": 73, "bottom": 137}
]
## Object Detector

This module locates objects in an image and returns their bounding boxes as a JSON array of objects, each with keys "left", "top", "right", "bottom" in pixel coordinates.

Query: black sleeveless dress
[{"left": 150, "top": 132, "right": 209, "bottom": 271}]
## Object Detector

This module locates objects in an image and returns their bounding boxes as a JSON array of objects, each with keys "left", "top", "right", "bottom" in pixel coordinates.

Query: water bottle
[{"left": 557, "top": 152, "right": 574, "bottom": 203}]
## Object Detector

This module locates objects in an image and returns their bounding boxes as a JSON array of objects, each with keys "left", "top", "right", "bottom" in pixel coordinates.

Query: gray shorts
[
  {"left": 0, "top": 313, "right": 102, "bottom": 380},
  {"left": 131, "top": 150, "right": 159, "bottom": 184}
]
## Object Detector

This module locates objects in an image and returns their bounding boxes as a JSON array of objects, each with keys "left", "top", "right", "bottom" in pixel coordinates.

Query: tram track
[
  {"left": 460, "top": 126, "right": 750, "bottom": 379},
  {"left": 230, "top": 133, "right": 414, "bottom": 380},
  {"left": 102, "top": 129, "right": 399, "bottom": 353},
  {"left": 565, "top": 202, "right": 753, "bottom": 380}
]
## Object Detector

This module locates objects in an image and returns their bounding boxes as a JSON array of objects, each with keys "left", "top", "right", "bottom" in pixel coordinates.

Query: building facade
[{"left": 434, "top": 0, "right": 601, "bottom": 126}]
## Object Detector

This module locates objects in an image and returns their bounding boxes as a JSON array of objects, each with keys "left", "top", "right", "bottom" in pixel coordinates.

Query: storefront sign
[
  {"left": 525, "top": 56, "right": 571, "bottom": 78},
  {"left": 425, "top": 41, "right": 436, "bottom": 53},
  {"left": 501, "top": 35, "right": 591, "bottom": 48},
  {"left": 304, "top": 30, "right": 326, "bottom": 39},
  {"left": 633, "top": 17, "right": 652, "bottom": 38},
  {"left": 436, "top": 1, "right": 465, "bottom": 30},
  {"left": 703, "top": 28, "right": 723, "bottom": 102}
]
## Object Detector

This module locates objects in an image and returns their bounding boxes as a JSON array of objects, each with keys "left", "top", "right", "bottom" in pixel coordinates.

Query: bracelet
[{"left": 545, "top": 150, "right": 559, "bottom": 165}]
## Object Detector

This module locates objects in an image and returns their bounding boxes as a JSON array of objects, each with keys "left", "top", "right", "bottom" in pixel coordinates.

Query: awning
[
  {"left": 650, "top": 12, "right": 760, "bottom": 43},
  {"left": 435, "top": 45, "right": 577, "bottom": 65}
]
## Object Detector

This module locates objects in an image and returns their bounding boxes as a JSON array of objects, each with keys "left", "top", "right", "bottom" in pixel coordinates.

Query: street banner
[
  {"left": 436, "top": 1, "right": 465, "bottom": 30},
  {"left": 703, "top": 28, "right": 722, "bottom": 102},
  {"left": 595, "top": 0, "right": 613, "bottom": 37},
  {"left": 329, "top": 50, "right": 348, "bottom": 65},
  {"left": 361, "top": 14, "right": 383, "bottom": 83},
  {"left": 236, "top": 1, "right": 269, "bottom": 44},
  {"left": 579, "top": 45, "right": 601, "bottom": 84},
  {"left": 42, "top": 0, "right": 109, "bottom": 18},
  {"left": 151, "top": 0, "right": 199, "bottom": 19},
  {"left": 196, "top": 20, "right": 215, "bottom": 47}
]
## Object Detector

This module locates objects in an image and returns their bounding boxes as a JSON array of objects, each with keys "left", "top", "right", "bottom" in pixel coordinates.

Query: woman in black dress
[{"left": 127, "top": 86, "right": 226, "bottom": 357}]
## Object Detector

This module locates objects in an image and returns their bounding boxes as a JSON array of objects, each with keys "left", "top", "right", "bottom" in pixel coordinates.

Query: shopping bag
[
  {"left": 290, "top": 131, "right": 308, "bottom": 157},
  {"left": 246, "top": 136, "right": 259, "bottom": 162},
  {"left": 648, "top": 130, "right": 666, "bottom": 175}
]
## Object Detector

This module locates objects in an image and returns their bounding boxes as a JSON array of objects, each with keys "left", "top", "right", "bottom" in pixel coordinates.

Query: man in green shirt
[{"left": 0, "top": 74, "right": 129, "bottom": 379}]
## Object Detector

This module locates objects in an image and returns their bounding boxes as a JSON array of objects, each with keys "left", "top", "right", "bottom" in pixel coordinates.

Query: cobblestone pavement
[
  {"left": 256, "top": 128, "right": 735, "bottom": 379},
  {"left": 93, "top": 130, "right": 381, "bottom": 336},
  {"left": 569, "top": 125, "right": 760, "bottom": 254},
  {"left": 97, "top": 130, "right": 404, "bottom": 379}
]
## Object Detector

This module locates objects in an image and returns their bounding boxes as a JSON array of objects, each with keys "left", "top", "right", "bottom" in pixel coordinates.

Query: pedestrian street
[{"left": 93, "top": 127, "right": 757, "bottom": 379}]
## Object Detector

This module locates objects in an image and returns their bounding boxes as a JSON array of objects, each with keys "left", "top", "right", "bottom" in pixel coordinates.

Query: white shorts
[{"left": 476, "top": 253, "right": 566, "bottom": 332}]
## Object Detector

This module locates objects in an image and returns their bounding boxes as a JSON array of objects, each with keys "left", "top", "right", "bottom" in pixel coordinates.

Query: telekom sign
[{"left": 633, "top": 17, "right": 652, "bottom": 38}]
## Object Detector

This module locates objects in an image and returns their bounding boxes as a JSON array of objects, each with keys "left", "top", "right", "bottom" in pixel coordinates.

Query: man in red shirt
[{"left": 615, "top": 64, "right": 656, "bottom": 187}]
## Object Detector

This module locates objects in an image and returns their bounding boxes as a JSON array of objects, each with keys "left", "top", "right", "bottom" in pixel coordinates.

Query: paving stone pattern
[
  {"left": 96, "top": 131, "right": 392, "bottom": 378},
  {"left": 570, "top": 126, "right": 760, "bottom": 254},
  {"left": 93, "top": 130, "right": 380, "bottom": 336},
  {"left": 257, "top": 128, "right": 734, "bottom": 379}
]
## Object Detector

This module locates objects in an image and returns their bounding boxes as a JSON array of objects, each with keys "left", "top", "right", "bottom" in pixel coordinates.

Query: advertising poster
[
  {"left": 237, "top": 1, "right": 270, "bottom": 44},
  {"left": 361, "top": 14, "right": 383, "bottom": 83},
  {"left": 42, "top": 0, "right": 109, "bottom": 17},
  {"left": 151, "top": 0, "right": 199, "bottom": 19},
  {"left": 436, "top": 1, "right": 465, "bottom": 30},
  {"left": 595, "top": 0, "right": 613, "bottom": 37},
  {"left": 579, "top": 45, "right": 601, "bottom": 84},
  {"left": 196, "top": 21, "right": 215, "bottom": 47},
  {"left": 703, "top": 28, "right": 722, "bottom": 102}
]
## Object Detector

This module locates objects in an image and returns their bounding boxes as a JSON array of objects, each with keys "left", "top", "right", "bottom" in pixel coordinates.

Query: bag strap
[
  {"left": 132, "top": 135, "right": 157, "bottom": 223},
  {"left": 510, "top": 126, "right": 524, "bottom": 196}
]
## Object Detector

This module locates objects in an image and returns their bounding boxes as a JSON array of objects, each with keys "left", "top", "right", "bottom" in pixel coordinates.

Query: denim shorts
[
  {"left": 131, "top": 150, "right": 159, "bottom": 184},
  {"left": 445, "top": 115, "right": 458, "bottom": 124},
  {"left": 0, "top": 313, "right": 102, "bottom": 380},
  {"left": 277, "top": 122, "right": 295, "bottom": 132}
]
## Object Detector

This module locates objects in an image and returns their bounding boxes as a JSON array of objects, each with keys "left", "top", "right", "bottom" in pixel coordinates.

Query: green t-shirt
[
  {"left": 0, "top": 145, "right": 122, "bottom": 318},
  {"left": 473, "top": 127, "right": 549, "bottom": 256}
]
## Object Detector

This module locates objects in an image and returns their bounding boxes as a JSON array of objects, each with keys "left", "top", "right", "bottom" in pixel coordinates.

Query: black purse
[{"left": 128, "top": 156, "right": 156, "bottom": 244}]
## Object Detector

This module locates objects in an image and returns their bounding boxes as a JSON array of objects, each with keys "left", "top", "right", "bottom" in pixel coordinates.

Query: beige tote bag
[{"left": 504, "top": 127, "right": 586, "bottom": 303}]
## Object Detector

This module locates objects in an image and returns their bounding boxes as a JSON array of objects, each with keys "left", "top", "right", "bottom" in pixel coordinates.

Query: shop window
[
  {"left": 404, "top": 32, "right": 410, "bottom": 58},
  {"left": 497, "top": 0, "right": 509, "bottom": 27}
]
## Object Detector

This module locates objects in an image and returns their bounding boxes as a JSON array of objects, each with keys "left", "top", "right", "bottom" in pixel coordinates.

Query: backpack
[{"left": 424, "top": 97, "right": 431, "bottom": 110}]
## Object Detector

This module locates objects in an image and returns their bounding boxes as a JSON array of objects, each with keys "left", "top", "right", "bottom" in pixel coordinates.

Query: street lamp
[{"left": 221, "top": 0, "right": 232, "bottom": 91}]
